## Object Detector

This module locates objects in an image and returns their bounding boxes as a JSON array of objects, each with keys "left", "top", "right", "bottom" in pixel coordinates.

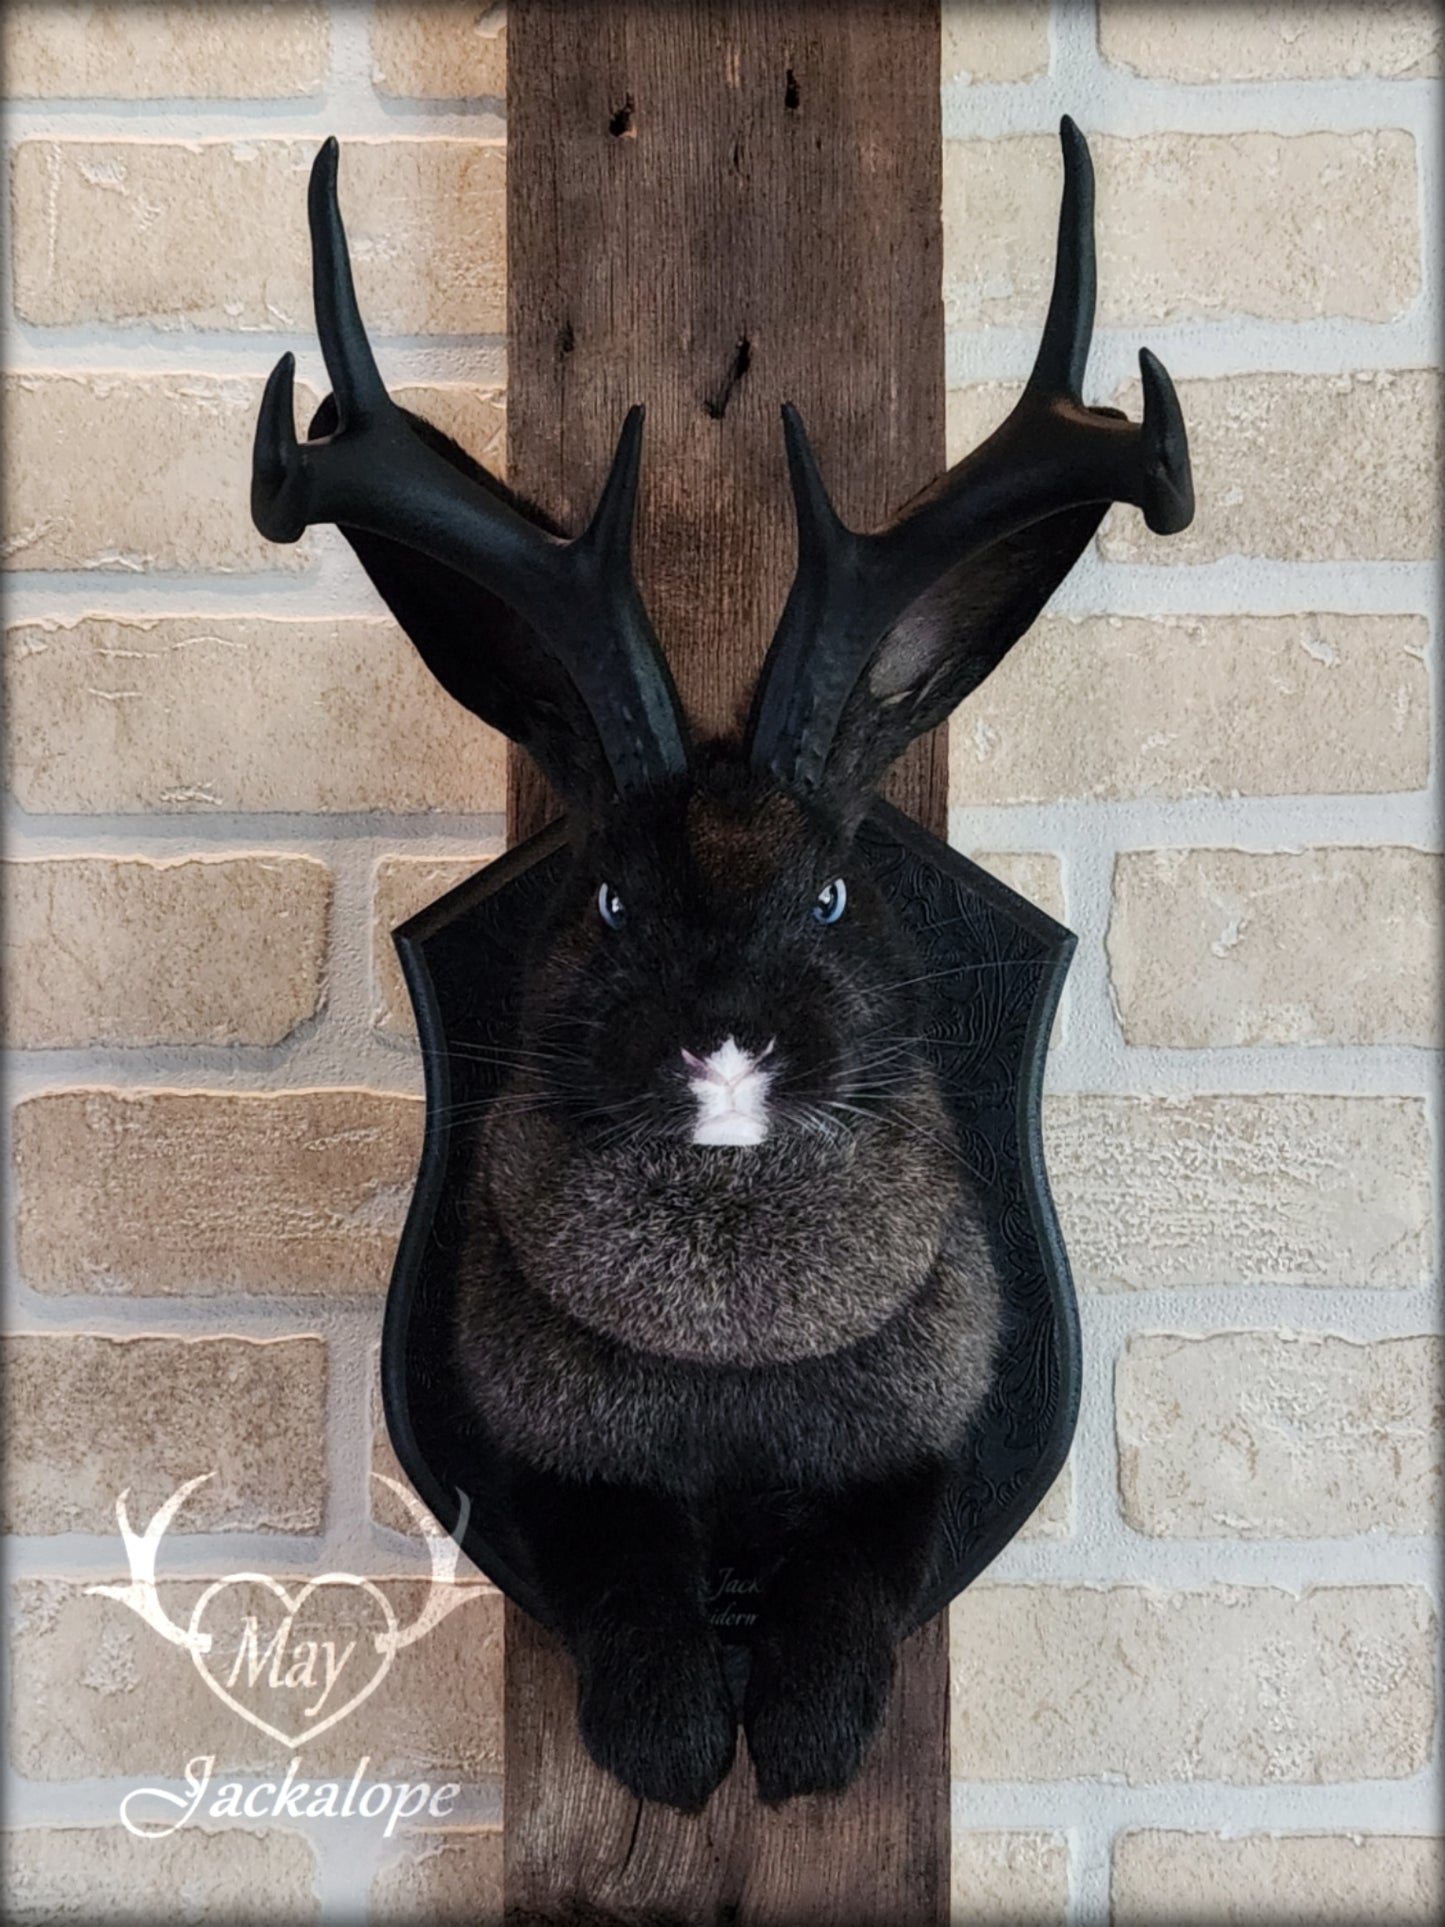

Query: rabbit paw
[
  {"left": 576, "top": 1628, "right": 737, "bottom": 1813},
  {"left": 743, "top": 1624, "right": 894, "bottom": 1806}
]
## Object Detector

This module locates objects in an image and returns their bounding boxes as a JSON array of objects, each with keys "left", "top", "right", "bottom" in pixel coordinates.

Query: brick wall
[
  {"left": 940, "top": 5, "right": 1442, "bottom": 1922},
  {"left": 2, "top": 4, "right": 1440, "bottom": 1923}
]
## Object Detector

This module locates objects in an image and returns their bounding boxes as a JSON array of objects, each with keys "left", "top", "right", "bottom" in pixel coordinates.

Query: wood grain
[
  {"left": 505, "top": 1608, "right": 948, "bottom": 1926},
  {"left": 505, "top": 4, "right": 949, "bottom": 1918}
]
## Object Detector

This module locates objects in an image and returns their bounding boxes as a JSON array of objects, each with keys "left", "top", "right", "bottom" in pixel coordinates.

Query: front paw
[
  {"left": 743, "top": 1621, "right": 895, "bottom": 1806},
  {"left": 576, "top": 1627, "right": 737, "bottom": 1813}
]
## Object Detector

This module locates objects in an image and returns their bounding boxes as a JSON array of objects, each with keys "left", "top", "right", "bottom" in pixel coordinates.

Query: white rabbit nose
[{"left": 683, "top": 1036, "right": 774, "bottom": 1146}]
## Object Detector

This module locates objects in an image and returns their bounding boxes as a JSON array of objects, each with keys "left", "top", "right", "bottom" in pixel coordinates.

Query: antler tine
[
  {"left": 307, "top": 134, "right": 389, "bottom": 428},
  {"left": 252, "top": 138, "right": 391, "bottom": 543},
  {"left": 782, "top": 400, "right": 848, "bottom": 550},
  {"left": 251, "top": 349, "right": 307, "bottom": 542},
  {"left": 744, "top": 404, "right": 856, "bottom": 779},
  {"left": 250, "top": 140, "right": 688, "bottom": 794},
  {"left": 748, "top": 117, "right": 1194, "bottom": 793},
  {"left": 580, "top": 402, "right": 646, "bottom": 575},
  {"left": 1029, "top": 114, "right": 1095, "bottom": 402},
  {"left": 1138, "top": 346, "right": 1193, "bottom": 534}
]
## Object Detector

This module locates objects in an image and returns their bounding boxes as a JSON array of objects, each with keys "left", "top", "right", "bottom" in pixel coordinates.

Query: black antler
[
  {"left": 252, "top": 137, "right": 687, "bottom": 798},
  {"left": 747, "top": 117, "right": 1194, "bottom": 797}
]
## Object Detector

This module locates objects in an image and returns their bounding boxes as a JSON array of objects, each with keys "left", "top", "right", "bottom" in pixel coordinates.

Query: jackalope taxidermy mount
[{"left": 252, "top": 120, "right": 1192, "bottom": 1811}]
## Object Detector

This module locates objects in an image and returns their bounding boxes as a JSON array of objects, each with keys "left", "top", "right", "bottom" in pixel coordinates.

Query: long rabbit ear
[
  {"left": 302, "top": 391, "right": 624, "bottom": 809},
  {"left": 252, "top": 138, "right": 688, "bottom": 815},
  {"left": 746, "top": 118, "right": 1193, "bottom": 814}
]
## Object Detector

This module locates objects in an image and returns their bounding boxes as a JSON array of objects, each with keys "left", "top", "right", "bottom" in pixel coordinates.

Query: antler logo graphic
[{"left": 89, "top": 1474, "right": 476, "bottom": 1750}]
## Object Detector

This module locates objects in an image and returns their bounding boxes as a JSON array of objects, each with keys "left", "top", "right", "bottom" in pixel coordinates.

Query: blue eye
[
  {"left": 813, "top": 877, "right": 847, "bottom": 925},
  {"left": 597, "top": 883, "right": 626, "bottom": 930}
]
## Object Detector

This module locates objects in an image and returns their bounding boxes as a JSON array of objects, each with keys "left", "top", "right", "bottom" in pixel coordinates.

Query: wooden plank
[
  {"left": 504, "top": 1608, "right": 948, "bottom": 1926},
  {"left": 506, "top": 0, "right": 946, "bottom": 840},
  {"left": 505, "top": 4, "right": 949, "bottom": 1919}
]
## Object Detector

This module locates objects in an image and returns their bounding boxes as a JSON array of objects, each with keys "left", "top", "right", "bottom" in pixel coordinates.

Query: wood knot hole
[{"left": 705, "top": 337, "right": 752, "bottom": 420}]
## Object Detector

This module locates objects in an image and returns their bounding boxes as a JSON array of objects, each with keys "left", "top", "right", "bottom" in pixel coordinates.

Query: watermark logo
[
  {"left": 120, "top": 1752, "right": 463, "bottom": 1842},
  {"left": 88, "top": 1472, "right": 475, "bottom": 1751},
  {"left": 706, "top": 1565, "right": 762, "bottom": 1629}
]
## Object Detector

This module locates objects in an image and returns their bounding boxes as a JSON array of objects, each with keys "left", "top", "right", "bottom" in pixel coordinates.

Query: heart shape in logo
[{"left": 188, "top": 1573, "right": 399, "bottom": 1751}]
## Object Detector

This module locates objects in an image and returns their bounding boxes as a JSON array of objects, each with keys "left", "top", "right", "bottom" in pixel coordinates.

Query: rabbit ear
[
  {"left": 746, "top": 118, "right": 1191, "bottom": 816},
  {"left": 787, "top": 487, "right": 1115, "bottom": 810},
  {"left": 305, "top": 393, "right": 629, "bottom": 814}
]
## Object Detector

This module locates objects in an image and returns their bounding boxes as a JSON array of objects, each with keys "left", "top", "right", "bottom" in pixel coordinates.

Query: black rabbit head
[
  {"left": 518, "top": 745, "right": 932, "bottom": 1153},
  {"left": 252, "top": 129, "right": 1191, "bottom": 1156}
]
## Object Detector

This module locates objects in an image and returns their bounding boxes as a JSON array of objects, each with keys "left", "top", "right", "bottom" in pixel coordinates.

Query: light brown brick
[
  {"left": 950, "top": 1831, "right": 1069, "bottom": 1925},
  {"left": 0, "top": 1333, "right": 326, "bottom": 1535},
  {"left": 1117, "top": 1332, "right": 1444, "bottom": 1538},
  {"left": 1099, "top": 2, "right": 1441, "bottom": 81},
  {"left": 942, "top": 3, "right": 1051, "bottom": 84},
  {"left": 2, "top": 854, "right": 330, "bottom": 1049},
  {"left": 952, "top": 614, "right": 1431, "bottom": 804},
  {"left": 1044, "top": 1094, "right": 1432, "bottom": 1291},
  {"left": 950, "top": 1584, "right": 1436, "bottom": 1783},
  {"left": 944, "top": 134, "right": 1418, "bottom": 327},
  {"left": 13, "top": 1088, "right": 423, "bottom": 1297},
  {"left": 1097, "top": 370, "right": 1442, "bottom": 565},
  {"left": 373, "top": 856, "right": 498, "bottom": 1035},
  {"left": 373, "top": 1407, "right": 417, "bottom": 1538},
  {"left": 2, "top": 372, "right": 319, "bottom": 574},
  {"left": 4, "top": 615, "right": 507, "bottom": 815},
  {"left": 1112, "top": 1831, "right": 1445, "bottom": 1925},
  {"left": 372, "top": 0, "right": 507, "bottom": 99},
  {"left": 1108, "top": 846, "right": 1442, "bottom": 1048},
  {"left": 370, "top": 1829, "right": 503, "bottom": 1924},
  {"left": 10, "top": 1573, "right": 500, "bottom": 1779},
  {"left": 1, "top": 3, "right": 330, "bottom": 98},
  {"left": 962, "top": 850, "right": 1064, "bottom": 923},
  {"left": 1019, "top": 1464, "right": 1073, "bottom": 1542},
  {"left": 2, "top": 1825, "right": 320, "bottom": 1925},
  {"left": 392, "top": 384, "right": 507, "bottom": 474},
  {"left": 11, "top": 140, "right": 505, "bottom": 335}
]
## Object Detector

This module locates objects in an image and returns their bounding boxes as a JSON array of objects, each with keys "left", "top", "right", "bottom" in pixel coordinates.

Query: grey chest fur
[{"left": 452, "top": 1083, "right": 1002, "bottom": 1491}]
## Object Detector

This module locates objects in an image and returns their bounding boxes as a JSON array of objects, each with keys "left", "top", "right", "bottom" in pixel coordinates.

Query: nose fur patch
[{"left": 684, "top": 1036, "right": 773, "bottom": 1147}]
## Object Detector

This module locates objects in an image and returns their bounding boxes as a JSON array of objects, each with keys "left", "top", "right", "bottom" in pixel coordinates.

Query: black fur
[{"left": 451, "top": 746, "right": 1002, "bottom": 1808}]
